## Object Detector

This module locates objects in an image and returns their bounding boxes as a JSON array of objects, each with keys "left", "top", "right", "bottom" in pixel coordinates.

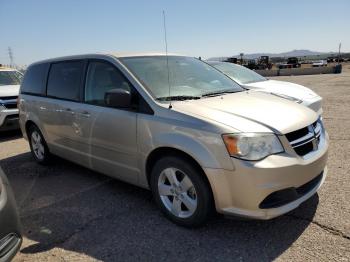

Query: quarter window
[
  {"left": 84, "top": 61, "right": 131, "bottom": 106},
  {"left": 20, "top": 63, "right": 48, "bottom": 95},
  {"left": 47, "top": 61, "right": 84, "bottom": 101}
]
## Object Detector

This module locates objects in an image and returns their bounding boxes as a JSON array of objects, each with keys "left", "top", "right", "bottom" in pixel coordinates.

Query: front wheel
[{"left": 150, "top": 156, "right": 213, "bottom": 227}]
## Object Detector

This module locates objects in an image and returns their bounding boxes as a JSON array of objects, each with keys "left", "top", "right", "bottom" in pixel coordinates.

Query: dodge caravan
[{"left": 19, "top": 53, "right": 328, "bottom": 226}]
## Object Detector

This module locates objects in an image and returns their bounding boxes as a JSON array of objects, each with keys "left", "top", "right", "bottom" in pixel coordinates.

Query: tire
[
  {"left": 150, "top": 156, "right": 213, "bottom": 227},
  {"left": 28, "top": 125, "right": 51, "bottom": 165}
]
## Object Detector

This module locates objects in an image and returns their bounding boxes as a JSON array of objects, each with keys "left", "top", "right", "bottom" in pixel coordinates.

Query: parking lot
[{"left": 1, "top": 67, "right": 349, "bottom": 261}]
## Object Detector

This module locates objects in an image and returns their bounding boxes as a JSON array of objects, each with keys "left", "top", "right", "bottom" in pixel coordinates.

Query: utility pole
[
  {"left": 338, "top": 42, "right": 341, "bottom": 63},
  {"left": 8, "top": 47, "right": 14, "bottom": 67},
  {"left": 240, "top": 53, "right": 244, "bottom": 65}
]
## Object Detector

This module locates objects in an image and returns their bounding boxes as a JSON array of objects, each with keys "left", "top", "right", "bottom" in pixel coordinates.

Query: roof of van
[
  {"left": 109, "top": 52, "right": 186, "bottom": 58},
  {"left": 30, "top": 52, "right": 187, "bottom": 66}
]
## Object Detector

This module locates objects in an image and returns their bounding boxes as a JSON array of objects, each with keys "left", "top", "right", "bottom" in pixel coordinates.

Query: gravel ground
[{"left": 0, "top": 66, "right": 349, "bottom": 261}]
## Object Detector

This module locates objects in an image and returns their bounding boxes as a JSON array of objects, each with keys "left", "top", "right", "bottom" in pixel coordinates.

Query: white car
[
  {"left": 0, "top": 67, "right": 23, "bottom": 131},
  {"left": 208, "top": 61, "right": 323, "bottom": 115},
  {"left": 312, "top": 60, "right": 327, "bottom": 67}
]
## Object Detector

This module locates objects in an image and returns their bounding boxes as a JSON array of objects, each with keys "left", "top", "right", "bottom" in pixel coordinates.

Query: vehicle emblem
[{"left": 308, "top": 125, "right": 318, "bottom": 151}]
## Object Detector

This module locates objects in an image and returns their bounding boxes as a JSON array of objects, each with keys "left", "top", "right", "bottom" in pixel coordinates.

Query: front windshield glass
[
  {"left": 211, "top": 62, "right": 267, "bottom": 85},
  {"left": 0, "top": 71, "right": 23, "bottom": 86},
  {"left": 120, "top": 56, "right": 243, "bottom": 100}
]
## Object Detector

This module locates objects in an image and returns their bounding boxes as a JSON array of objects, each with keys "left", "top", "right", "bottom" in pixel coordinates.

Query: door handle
[{"left": 80, "top": 111, "right": 90, "bottom": 118}]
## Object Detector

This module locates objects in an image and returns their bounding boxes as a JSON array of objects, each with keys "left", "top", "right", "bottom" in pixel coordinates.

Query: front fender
[
  {"left": 137, "top": 118, "right": 234, "bottom": 187},
  {"left": 152, "top": 132, "right": 228, "bottom": 169}
]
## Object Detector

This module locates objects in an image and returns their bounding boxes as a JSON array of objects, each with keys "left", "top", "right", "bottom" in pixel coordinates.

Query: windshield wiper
[
  {"left": 156, "top": 95, "right": 201, "bottom": 101},
  {"left": 201, "top": 90, "right": 238, "bottom": 97}
]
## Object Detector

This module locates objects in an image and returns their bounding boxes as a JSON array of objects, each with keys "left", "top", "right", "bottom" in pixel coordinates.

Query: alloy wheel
[
  {"left": 158, "top": 167, "right": 198, "bottom": 218},
  {"left": 31, "top": 131, "right": 45, "bottom": 160}
]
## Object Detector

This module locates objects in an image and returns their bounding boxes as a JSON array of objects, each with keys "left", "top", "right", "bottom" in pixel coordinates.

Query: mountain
[{"left": 207, "top": 49, "right": 334, "bottom": 61}]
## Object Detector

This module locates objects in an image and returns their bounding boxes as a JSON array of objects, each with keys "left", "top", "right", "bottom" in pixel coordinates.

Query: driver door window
[{"left": 85, "top": 61, "right": 131, "bottom": 106}]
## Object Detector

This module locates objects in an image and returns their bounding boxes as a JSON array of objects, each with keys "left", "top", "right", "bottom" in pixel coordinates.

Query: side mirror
[{"left": 105, "top": 89, "right": 131, "bottom": 108}]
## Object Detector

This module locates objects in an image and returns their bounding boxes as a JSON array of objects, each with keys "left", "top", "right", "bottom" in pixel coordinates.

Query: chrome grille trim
[{"left": 286, "top": 120, "right": 322, "bottom": 156}]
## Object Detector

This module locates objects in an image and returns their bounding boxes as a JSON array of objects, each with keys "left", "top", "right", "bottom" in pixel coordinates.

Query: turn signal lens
[{"left": 222, "top": 135, "right": 239, "bottom": 155}]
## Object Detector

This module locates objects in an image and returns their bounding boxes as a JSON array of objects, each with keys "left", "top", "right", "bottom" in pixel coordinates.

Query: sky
[{"left": 1, "top": 0, "right": 349, "bottom": 65}]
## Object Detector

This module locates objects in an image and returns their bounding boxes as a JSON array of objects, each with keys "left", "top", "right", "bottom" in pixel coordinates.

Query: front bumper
[
  {"left": 205, "top": 132, "right": 329, "bottom": 220},
  {"left": 0, "top": 107, "right": 19, "bottom": 131}
]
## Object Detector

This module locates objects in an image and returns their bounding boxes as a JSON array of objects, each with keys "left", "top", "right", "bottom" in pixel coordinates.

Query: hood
[
  {"left": 172, "top": 91, "right": 318, "bottom": 134},
  {"left": 0, "top": 85, "right": 20, "bottom": 97},
  {"left": 243, "top": 80, "right": 319, "bottom": 100}
]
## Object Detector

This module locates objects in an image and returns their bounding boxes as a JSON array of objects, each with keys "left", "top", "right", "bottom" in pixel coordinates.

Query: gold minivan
[{"left": 19, "top": 53, "right": 328, "bottom": 226}]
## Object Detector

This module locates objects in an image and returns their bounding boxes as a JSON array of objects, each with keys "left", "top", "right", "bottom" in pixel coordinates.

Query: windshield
[
  {"left": 0, "top": 70, "right": 23, "bottom": 86},
  {"left": 120, "top": 56, "right": 243, "bottom": 100},
  {"left": 210, "top": 62, "right": 267, "bottom": 85}
]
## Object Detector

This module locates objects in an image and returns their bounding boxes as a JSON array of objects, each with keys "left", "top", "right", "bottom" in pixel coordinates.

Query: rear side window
[
  {"left": 47, "top": 61, "right": 84, "bottom": 101},
  {"left": 21, "top": 63, "right": 49, "bottom": 95}
]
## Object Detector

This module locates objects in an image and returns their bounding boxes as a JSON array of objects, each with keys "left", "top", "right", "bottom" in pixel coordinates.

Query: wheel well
[
  {"left": 25, "top": 120, "right": 37, "bottom": 136},
  {"left": 146, "top": 147, "right": 213, "bottom": 194}
]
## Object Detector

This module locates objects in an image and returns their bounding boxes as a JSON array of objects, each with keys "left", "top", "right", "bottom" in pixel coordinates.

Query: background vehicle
[
  {"left": 312, "top": 60, "right": 328, "bottom": 67},
  {"left": 0, "top": 167, "right": 22, "bottom": 262},
  {"left": 208, "top": 61, "right": 323, "bottom": 115},
  {"left": 278, "top": 57, "right": 301, "bottom": 69},
  {"left": 0, "top": 67, "right": 23, "bottom": 132},
  {"left": 224, "top": 57, "right": 238, "bottom": 64},
  {"left": 243, "top": 59, "right": 257, "bottom": 70},
  {"left": 256, "top": 56, "right": 273, "bottom": 70},
  {"left": 242, "top": 56, "right": 272, "bottom": 70},
  {"left": 19, "top": 53, "right": 328, "bottom": 227}
]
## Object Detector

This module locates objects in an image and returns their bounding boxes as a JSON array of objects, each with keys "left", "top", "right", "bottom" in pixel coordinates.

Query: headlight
[
  {"left": 222, "top": 133, "right": 284, "bottom": 161},
  {"left": 270, "top": 93, "right": 303, "bottom": 104}
]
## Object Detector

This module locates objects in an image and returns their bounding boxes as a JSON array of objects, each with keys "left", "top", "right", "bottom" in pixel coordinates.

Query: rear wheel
[
  {"left": 28, "top": 125, "right": 51, "bottom": 164},
  {"left": 150, "top": 156, "right": 213, "bottom": 227}
]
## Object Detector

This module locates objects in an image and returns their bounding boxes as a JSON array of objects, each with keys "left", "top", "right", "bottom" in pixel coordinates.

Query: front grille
[
  {"left": 3, "top": 102, "right": 17, "bottom": 109},
  {"left": 285, "top": 120, "right": 322, "bottom": 157},
  {"left": 0, "top": 96, "right": 17, "bottom": 100},
  {"left": 0, "top": 96, "right": 18, "bottom": 109},
  {"left": 294, "top": 142, "right": 313, "bottom": 156},
  {"left": 285, "top": 127, "right": 309, "bottom": 141}
]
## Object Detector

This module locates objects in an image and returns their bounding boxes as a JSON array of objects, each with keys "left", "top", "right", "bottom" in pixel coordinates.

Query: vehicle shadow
[
  {"left": 0, "top": 130, "right": 23, "bottom": 142},
  {"left": 0, "top": 152, "right": 318, "bottom": 262}
]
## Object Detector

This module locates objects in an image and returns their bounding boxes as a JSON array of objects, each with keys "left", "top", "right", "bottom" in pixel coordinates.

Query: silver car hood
[
  {"left": 172, "top": 91, "right": 318, "bottom": 134},
  {"left": 243, "top": 80, "right": 319, "bottom": 100},
  {"left": 0, "top": 84, "right": 20, "bottom": 97}
]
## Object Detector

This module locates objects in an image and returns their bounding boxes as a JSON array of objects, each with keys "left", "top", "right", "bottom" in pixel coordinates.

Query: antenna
[{"left": 162, "top": 10, "right": 172, "bottom": 109}]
